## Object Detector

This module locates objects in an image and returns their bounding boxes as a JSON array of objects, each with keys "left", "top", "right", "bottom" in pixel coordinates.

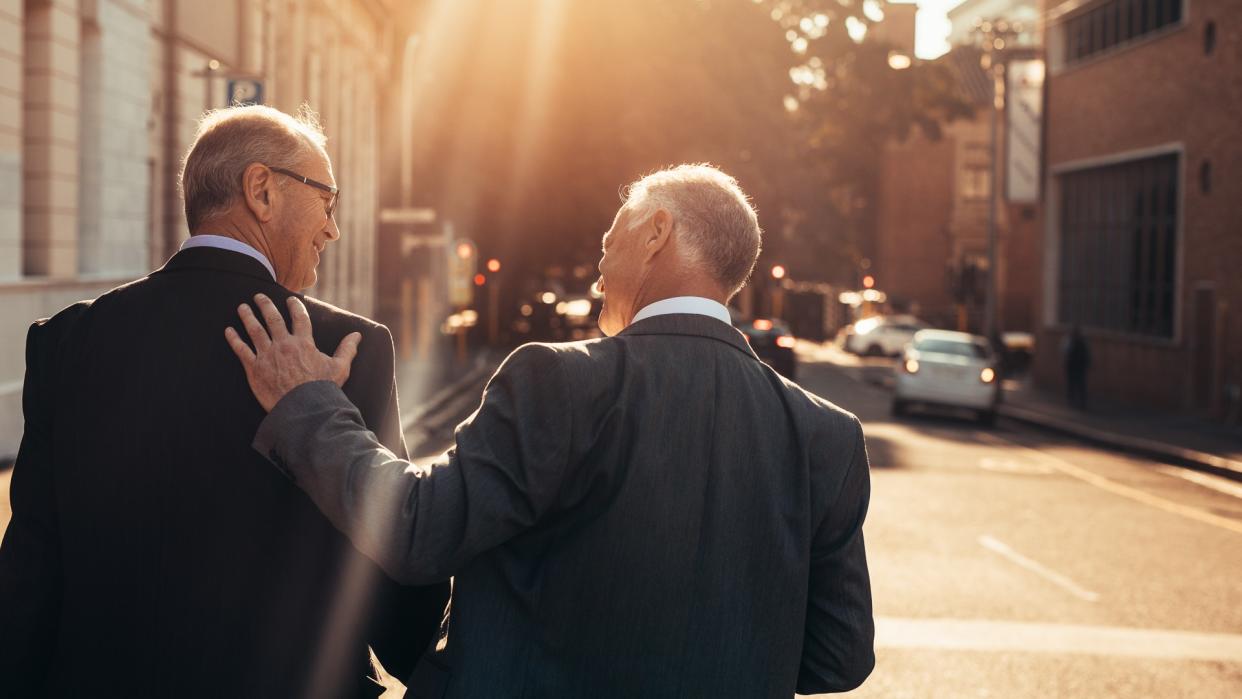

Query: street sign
[
  {"left": 227, "top": 78, "right": 264, "bottom": 106},
  {"left": 1006, "top": 59, "right": 1043, "bottom": 203},
  {"left": 380, "top": 207, "right": 437, "bottom": 225}
]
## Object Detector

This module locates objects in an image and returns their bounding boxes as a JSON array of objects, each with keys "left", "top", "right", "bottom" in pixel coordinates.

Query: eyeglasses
[{"left": 269, "top": 166, "right": 340, "bottom": 219}]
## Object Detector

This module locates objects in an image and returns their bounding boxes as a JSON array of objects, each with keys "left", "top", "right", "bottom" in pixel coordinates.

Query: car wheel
[
  {"left": 891, "top": 400, "right": 907, "bottom": 417},
  {"left": 977, "top": 409, "right": 996, "bottom": 427}
]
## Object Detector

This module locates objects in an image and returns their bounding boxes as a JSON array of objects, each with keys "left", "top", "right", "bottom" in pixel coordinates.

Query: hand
[{"left": 224, "top": 293, "right": 361, "bottom": 412}]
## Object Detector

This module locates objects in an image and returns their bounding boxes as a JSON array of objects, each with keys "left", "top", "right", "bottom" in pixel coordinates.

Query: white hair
[
  {"left": 621, "top": 163, "right": 762, "bottom": 297},
  {"left": 180, "top": 104, "right": 328, "bottom": 231}
]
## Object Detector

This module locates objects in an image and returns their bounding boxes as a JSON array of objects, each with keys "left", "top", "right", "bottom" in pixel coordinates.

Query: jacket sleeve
[
  {"left": 0, "top": 321, "right": 64, "bottom": 693},
  {"left": 254, "top": 342, "right": 573, "bottom": 586},
  {"left": 796, "top": 417, "right": 875, "bottom": 694},
  {"left": 341, "top": 325, "right": 450, "bottom": 680}
]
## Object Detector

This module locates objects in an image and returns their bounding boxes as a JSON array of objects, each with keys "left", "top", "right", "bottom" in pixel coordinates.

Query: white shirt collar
[
  {"left": 179, "top": 234, "right": 277, "bottom": 281},
  {"left": 631, "top": 296, "right": 732, "bottom": 327}
]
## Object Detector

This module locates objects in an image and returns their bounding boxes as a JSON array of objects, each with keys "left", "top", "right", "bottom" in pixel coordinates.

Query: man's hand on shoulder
[{"left": 224, "top": 293, "right": 361, "bottom": 411}]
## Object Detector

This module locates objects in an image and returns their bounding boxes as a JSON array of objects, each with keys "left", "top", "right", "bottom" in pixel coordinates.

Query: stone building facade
[{"left": 0, "top": 0, "right": 408, "bottom": 458}]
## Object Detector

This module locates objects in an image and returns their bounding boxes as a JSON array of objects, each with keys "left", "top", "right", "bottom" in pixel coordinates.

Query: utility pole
[{"left": 972, "top": 18, "right": 1022, "bottom": 343}]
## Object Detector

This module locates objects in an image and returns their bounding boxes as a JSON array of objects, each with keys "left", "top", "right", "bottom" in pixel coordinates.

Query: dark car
[{"left": 735, "top": 317, "right": 797, "bottom": 380}]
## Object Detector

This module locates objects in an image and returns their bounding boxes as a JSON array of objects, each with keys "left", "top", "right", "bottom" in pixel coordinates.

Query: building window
[
  {"left": 1063, "top": 0, "right": 1183, "bottom": 65},
  {"left": 1056, "top": 153, "right": 1178, "bottom": 338}
]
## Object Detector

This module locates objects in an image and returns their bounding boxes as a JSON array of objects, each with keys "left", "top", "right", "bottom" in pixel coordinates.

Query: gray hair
[
  {"left": 180, "top": 104, "right": 328, "bottom": 231},
  {"left": 622, "top": 163, "right": 762, "bottom": 297}
]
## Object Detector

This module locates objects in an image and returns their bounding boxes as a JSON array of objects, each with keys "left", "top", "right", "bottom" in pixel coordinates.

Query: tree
[{"left": 399, "top": 0, "right": 970, "bottom": 291}]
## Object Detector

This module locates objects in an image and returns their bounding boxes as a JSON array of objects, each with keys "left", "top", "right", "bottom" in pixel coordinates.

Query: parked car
[
  {"left": 735, "top": 317, "right": 797, "bottom": 380},
  {"left": 843, "top": 315, "right": 929, "bottom": 357},
  {"left": 892, "top": 329, "right": 1000, "bottom": 425}
]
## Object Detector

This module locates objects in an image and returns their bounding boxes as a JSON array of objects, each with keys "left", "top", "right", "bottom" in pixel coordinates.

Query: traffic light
[
  {"left": 473, "top": 273, "right": 486, "bottom": 286},
  {"left": 862, "top": 274, "right": 875, "bottom": 289}
]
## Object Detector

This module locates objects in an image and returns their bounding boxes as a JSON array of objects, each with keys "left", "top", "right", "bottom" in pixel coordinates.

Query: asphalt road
[{"left": 795, "top": 344, "right": 1242, "bottom": 698}]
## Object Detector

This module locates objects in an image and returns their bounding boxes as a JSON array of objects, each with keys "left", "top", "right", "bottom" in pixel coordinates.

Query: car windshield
[{"left": 915, "top": 338, "right": 989, "bottom": 358}]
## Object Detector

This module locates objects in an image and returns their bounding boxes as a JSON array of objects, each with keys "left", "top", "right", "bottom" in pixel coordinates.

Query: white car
[
  {"left": 892, "top": 330, "right": 1000, "bottom": 425},
  {"left": 844, "top": 315, "right": 928, "bottom": 356}
]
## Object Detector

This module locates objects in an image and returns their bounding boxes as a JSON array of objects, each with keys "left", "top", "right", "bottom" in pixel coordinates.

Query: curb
[{"left": 997, "top": 403, "right": 1242, "bottom": 484}]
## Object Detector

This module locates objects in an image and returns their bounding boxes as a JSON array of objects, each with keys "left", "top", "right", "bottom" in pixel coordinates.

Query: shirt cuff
[{"left": 253, "top": 380, "right": 346, "bottom": 481}]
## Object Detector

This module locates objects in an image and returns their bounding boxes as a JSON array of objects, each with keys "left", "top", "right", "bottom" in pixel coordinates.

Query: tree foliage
[{"left": 402, "top": 0, "right": 970, "bottom": 288}]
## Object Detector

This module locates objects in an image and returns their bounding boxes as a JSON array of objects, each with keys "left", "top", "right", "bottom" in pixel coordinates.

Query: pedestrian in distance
[
  {"left": 225, "top": 164, "right": 876, "bottom": 698},
  {"left": 1064, "top": 324, "right": 1091, "bottom": 410},
  {"left": 0, "top": 104, "right": 448, "bottom": 698}
]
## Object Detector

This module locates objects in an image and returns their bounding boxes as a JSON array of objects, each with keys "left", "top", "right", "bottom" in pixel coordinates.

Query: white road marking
[
  {"left": 976, "top": 431, "right": 1242, "bottom": 536},
  {"left": 978, "top": 456, "right": 1054, "bottom": 475},
  {"left": 876, "top": 616, "right": 1242, "bottom": 662},
  {"left": 1156, "top": 465, "right": 1242, "bottom": 501},
  {"left": 978, "top": 534, "right": 1100, "bottom": 602}
]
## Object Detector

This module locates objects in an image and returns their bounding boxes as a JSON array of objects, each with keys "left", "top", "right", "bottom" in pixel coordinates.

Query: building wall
[
  {"left": 875, "top": 130, "right": 957, "bottom": 327},
  {"left": 0, "top": 0, "right": 404, "bottom": 460},
  {"left": 1037, "top": 0, "right": 1242, "bottom": 413}
]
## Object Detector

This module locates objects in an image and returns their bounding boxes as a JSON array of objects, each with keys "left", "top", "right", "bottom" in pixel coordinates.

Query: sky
[{"left": 890, "top": 0, "right": 965, "bottom": 59}]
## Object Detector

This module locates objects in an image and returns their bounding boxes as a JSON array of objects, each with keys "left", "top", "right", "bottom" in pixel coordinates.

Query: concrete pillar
[{"left": 23, "top": 0, "right": 80, "bottom": 278}]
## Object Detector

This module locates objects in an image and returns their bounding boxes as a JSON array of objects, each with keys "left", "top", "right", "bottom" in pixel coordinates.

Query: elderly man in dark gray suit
[{"left": 225, "top": 164, "right": 874, "bottom": 697}]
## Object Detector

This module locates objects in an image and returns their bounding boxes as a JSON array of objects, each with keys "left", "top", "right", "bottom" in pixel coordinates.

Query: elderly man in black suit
[
  {"left": 228, "top": 164, "right": 874, "bottom": 697},
  {"left": 0, "top": 105, "right": 448, "bottom": 697}
]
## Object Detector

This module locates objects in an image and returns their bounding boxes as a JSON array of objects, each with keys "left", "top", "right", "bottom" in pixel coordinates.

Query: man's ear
[
  {"left": 242, "top": 163, "right": 276, "bottom": 223},
  {"left": 643, "top": 208, "right": 674, "bottom": 262}
]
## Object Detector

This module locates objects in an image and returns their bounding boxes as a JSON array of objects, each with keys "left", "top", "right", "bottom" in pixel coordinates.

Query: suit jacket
[
  {"left": 255, "top": 313, "right": 874, "bottom": 698},
  {"left": 0, "top": 247, "right": 449, "bottom": 698}
]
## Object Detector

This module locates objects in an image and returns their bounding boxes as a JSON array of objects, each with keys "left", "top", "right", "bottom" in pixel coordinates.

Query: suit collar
[
  {"left": 619, "top": 313, "right": 758, "bottom": 360},
  {"left": 155, "top": 246, "right": 285, "bottom": 287}
]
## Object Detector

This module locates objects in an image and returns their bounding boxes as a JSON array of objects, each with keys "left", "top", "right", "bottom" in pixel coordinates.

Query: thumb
[{"left": 332, "top": 332, "right": 362, "bottom": 385}]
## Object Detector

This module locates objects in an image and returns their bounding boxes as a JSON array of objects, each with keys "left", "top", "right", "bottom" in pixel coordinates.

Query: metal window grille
[
  {"left": 1057, "top": 153, "right": 1178, "bottom": 338},
  {"left": 1063, "top": 0, "right": 1183, "bottom": 65}
]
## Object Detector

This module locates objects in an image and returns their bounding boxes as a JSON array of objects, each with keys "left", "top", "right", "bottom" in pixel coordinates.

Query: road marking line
[
  {"left": 978, "top": 456, "right": 1054, "bottom": 475},
  {"left": 1156, "top": 465, "right": 1242, "bottom": 501},
  {"left": 976, "top": 432, "right": 1242, "bottom": 537},
  {"left": 875, "top": 617, "right": 1242, "bottom": 662},
  {"left": 978, "top": 535, "right": 1100, "bottom": 602}
]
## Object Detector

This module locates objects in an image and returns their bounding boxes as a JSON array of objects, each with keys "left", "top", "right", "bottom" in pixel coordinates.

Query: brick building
[
  {"left": 1037, "top": 0, "right": 1240, "bottom": 415},
  {"left": 0, "top": 0, "right": 413, "bottom": 458}
]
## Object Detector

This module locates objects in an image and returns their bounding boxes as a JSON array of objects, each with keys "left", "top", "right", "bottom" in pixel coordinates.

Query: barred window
[
  {"left": 1056, "top": 153, "right": 1178, "bottom": 338},
  {"left": 1064, "top": 0, "right": 1183, "bottom": 65}
]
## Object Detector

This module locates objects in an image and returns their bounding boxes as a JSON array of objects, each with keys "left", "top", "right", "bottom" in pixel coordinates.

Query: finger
[
  {"left": 287, "top": 296, "right": 313, "bottom": 338},
  {"left": 237, "top": 303, "right": 272, "bottom": 352},
  {"left": 224, "top": 326, "right": 256, "bottom": 367},
  {"left": 332, "top": 332, "right": 362, "bottom": 386},
  {"left": 254, "top": 293, "right": 289, "bottom": 340},
  {"left": 333, "top": 331, "right": 362, "bottom": 364}
]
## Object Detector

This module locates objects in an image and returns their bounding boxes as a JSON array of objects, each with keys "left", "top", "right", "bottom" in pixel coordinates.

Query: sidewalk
[{"left": 999, "top": 381, "right": 1242, "bottom": 482}]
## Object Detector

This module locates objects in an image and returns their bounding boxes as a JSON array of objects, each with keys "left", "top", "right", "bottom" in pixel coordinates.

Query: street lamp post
[{"left": 973, "top": 19, "right": 1022, "bottom": 343}]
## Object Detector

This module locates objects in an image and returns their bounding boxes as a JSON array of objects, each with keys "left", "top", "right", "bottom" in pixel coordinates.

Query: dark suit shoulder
[
  {"left": 31, "top": 299, "right": 94, "bottom": 345},
  {"left": 301, "top": 295, "right": 384, "bottom": 333}
]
